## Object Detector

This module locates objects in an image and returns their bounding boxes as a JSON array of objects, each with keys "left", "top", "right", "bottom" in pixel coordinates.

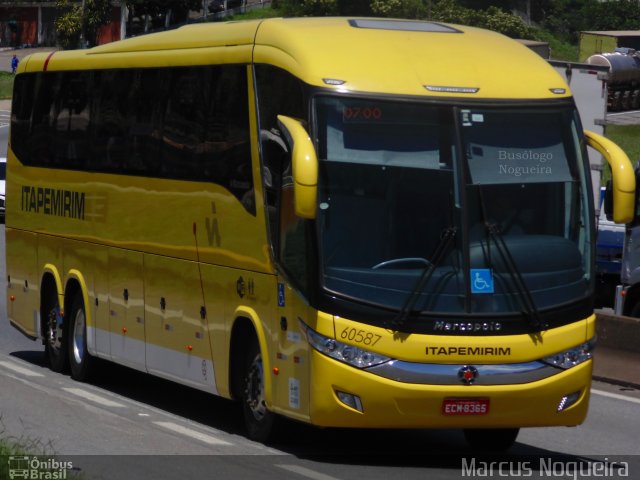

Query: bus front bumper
[{"left": 308, "top": 351, "right": 592, "bottom": 429}]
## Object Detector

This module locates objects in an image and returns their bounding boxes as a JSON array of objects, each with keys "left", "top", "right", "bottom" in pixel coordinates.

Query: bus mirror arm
[
  {"left": 277, "top": 115, "right": 318, "bottom": 219},
  {"left": 584, "top": 129, "right": 636, "bottom": 224}
]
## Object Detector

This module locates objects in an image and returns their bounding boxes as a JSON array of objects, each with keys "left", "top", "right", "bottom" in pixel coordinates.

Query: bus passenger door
[{"left": 108, "top": 248, "right": 145, "bottom": 370}]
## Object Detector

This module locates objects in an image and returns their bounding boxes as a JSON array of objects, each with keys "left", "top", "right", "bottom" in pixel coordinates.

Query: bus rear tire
[
  {"left": 43, "top": 288, "right": 67, "bottom": 373},
  {"left": 242, "top": 337, "right": 276, "bottom": 443},
  {"left": 463, "top": 428, "right": 519, "bottom": 451},
  {"left": 68, "top": 291, "right": 94, "bottom": 381}
]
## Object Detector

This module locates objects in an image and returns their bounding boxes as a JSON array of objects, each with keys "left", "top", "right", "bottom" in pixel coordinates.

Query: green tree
[
  {"left": 125, "top": 0, "right": 202, "bottom": 34},
  {"left": 56, "top": 0, "right": 113, "bottom": 49},
  {"left": 537, "top": 0, "right": 591, "bottom": 43},
  {"left": 482, "top": 6, "right": 536, "bottom": 38},
  {"left": 582, "top": 0, "right": 640, "bottom": 31},
  {"left": 55, "top": 0, "right": 82, "bottom": 49},
  {"left": 279, "top": 0, "right": 338, "bottom": 16},
  {"left": 279, "top": 0, "right": 536, "bottom": 38},
  {"left": 370, "top": 0, "right": 428, "bottom": 18}
]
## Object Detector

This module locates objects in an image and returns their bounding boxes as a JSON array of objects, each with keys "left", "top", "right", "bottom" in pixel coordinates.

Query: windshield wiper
[
  {"left": 484, "top": 222, "right": 546, "bottom": 330},
  {"left": 389, "top": 226, "right": 457, "bottom": 330},
  {"left": 475, "top": 186, "right": 544, "bottom": 330}
]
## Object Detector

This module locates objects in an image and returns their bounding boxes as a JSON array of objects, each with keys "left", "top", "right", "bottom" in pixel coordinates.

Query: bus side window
[
  {"left": 205, "top": 65, "right": 254, "bottom": 213},
  {"left": 279, "top": 157, "right": 309, "bottom": 292},
  {"left": 10, "top": 74, "right": 34, "bottom": 164},
  {"left": 130, "top": 68, "right": 168, "bottom": 176},
  {"left": 255, "top": 64, "right": 309, "bottom": 289},
  {"left": 92, "top": 70, "right": 133, "bottom": 172},
  {"left": 162, "top": 67, "right": 206, "bottom": 179},
  {"left": 55, "top": 72, "right": 90, "bottom": 169},
  {"left": 29, "top": 72, "right": 58, "bottom": 166},
  {"left": 261, "top": 132, "right": 288, "bottom": 252}
]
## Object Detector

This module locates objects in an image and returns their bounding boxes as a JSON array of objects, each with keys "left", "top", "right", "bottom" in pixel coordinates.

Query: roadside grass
[
  {"left": 607, "top": 125, "right": 640, "bottom": 165},
  {"left": 0, "top": 72, "right": 14, "bottom": 99},
  {"left": 535, "top": 30, "right": 579, "bottom": 61},
  {"left": 0, "top": 421, "right": 82, "bottom": 479},
  {"left": 601, "top": 125, "right": 640, "bottom": 184}
]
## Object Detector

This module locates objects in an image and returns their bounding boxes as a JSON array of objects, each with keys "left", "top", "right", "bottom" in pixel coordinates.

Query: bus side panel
[
  {"left": 200, "top": 263, "right": 230, "bottom": 398},
  {"left": 108, "top": 247, "right": 145, "bottom": 369},
  {"left": 271, "top": 278, "right": 312, "bottom": 422},
  {"left": 62, "top": 238, "right": 108, "bottom": 358},
  {"left": 6, "top": 228, "right": 40, "bottom": 338},
  {"left": 92, "top": 246, "right": 110, "bottom": 359},
  {"left": 144, "top": 253, "right": 217, "bottom": 393},
  {"left": 201, "top": 264, "right": 280, "bottom": 405}
]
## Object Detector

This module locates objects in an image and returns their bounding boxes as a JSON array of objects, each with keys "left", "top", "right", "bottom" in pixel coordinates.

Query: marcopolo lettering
[
  {"left": 434, "top": 321, "right": 502, "bottom": 332},
  {"left": 21, "top": 186, "right": 85, "bottom": 220},
  {"left": 425, "top": 346, "right": 512, "bottom": 356}
]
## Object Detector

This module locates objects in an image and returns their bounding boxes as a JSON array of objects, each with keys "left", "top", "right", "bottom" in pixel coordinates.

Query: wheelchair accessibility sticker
[{"left": 471, "top": 269, "right": 494, "bottom": 294}]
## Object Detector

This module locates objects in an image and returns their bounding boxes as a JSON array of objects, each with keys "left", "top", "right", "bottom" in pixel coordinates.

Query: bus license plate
[{"left": 442, "top": 398, "right": 490, "bottom": 415}]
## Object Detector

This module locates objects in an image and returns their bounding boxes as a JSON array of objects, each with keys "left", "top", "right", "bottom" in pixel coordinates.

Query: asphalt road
[{"left": 1, "top": 225, "right": 640, "bottom": 479}]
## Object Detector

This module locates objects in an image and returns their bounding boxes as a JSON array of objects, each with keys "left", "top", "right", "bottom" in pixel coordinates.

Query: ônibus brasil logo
[{"left": 8, "top": 456, "right": 73, "bottom": 479}]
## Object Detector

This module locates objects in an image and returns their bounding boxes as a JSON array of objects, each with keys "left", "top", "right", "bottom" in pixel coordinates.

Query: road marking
[
  {"left": 276, "top": 465, "right": 342, "bottom": 480},
  {"left": 0, "top": 360, "right": 45, "bottom": 377},
  {"left": 153, "top": 421, "right": 233, "bottom": 446},
  {"left": 592, "top": 389, "right": 640, "bottom": 406},
  {"left": 62, "top": 387, "right": 127, "bottom": 408}
]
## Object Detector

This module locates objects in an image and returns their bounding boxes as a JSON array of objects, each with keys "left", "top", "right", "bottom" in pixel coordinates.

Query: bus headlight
[
  {"left": 299, "top": 321, "right": 391, "bottom": 369},
  {"left": 542, "top": 339, "right": 595, "bottom": 370}
]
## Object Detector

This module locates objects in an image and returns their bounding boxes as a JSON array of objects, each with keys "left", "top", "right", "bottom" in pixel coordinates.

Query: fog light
[
  {"left": 336, "top": 391, "right": 363, "bottom": 412},
  {"left": 557, "top": 390, "right": 581, "bottom": 412}
]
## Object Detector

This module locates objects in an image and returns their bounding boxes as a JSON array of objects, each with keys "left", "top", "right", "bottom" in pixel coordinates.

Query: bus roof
[{"left": 20, "top": 17, "right": 569, "bottom": 100}]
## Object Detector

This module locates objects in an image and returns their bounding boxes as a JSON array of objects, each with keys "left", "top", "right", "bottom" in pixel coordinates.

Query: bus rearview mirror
[
  {"left": 277, "top": 115, "right": 318, "bottom": 219},
  {"left": 584, "top": 130, "right": 636, "bottom": 224}
]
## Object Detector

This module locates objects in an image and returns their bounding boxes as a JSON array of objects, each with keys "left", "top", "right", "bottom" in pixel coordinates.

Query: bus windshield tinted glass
[
  {"left": 463, "top": 108, "right": 573, "bottom": 185},
  {"left": 314, "top": 97, "right": 592, "bottom": 316}
]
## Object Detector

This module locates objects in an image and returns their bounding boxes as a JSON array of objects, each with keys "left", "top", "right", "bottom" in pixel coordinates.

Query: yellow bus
[{"left": 6, "top": 17, "right": 636, "bottom": 449}]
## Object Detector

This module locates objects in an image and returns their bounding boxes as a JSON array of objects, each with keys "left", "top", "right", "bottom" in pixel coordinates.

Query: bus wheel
[
  {"left": 68, "top": 292, "right": 94, "bottom": 381},
  {"left": 242, "top": 338, "right": 276, "bottom": 442},
  {"left": 463, "top": 428, "right": 519, "bottom": 451},
  {"left": 44, "top": 291, "right": 67, "bottom": 373}
]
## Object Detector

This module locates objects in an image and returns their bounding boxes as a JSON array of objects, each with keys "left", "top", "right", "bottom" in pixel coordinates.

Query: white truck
[{"left": 549, "top": 59, "right": 626, "bottom": 309}]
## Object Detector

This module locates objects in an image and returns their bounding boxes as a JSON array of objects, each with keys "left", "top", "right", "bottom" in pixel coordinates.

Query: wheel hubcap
[
  {"left": 246, "top": 354, "right": 266, "bottom": 421},
  {"left": 47, "top": 306, "right": 63, "bottom": 353}
]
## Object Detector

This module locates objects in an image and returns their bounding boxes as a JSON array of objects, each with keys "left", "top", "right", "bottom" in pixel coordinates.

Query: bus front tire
[
  {"left": 242, "top": 338, "right": 276, "bottom": 442},
  {"left": 68, "top": 292, "right": 94, "bottom": 381},
  {"left": 463, "top": 428, "right": 520, "bottom": 451}
]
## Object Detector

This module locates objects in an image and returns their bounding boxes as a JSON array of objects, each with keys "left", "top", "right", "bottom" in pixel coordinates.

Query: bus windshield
[{"left": 315, "top": 96, "right": 593, "bottom": 316}]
